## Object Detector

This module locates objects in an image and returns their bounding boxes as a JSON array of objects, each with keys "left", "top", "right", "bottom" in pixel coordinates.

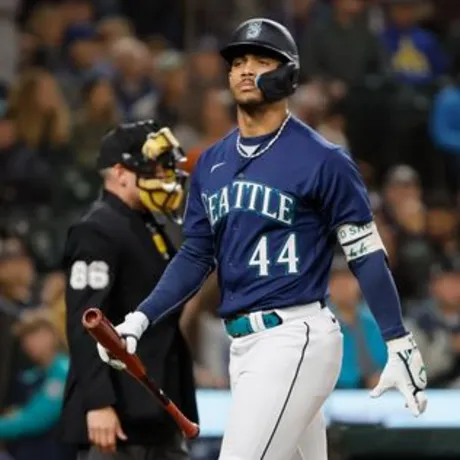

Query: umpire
[{"left": 59, "top": 120, "right": 197, "bottom": 459}]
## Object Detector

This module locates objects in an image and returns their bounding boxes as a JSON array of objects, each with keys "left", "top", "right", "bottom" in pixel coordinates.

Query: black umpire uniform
[{"left": 59, "top": 121, "right": 197, "bottom": 459}]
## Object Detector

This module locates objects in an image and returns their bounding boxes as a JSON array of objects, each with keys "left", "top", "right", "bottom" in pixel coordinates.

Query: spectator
[
  {"left": 425, "top": 193, "right": 460, "bottom": 270},
  {"left": 145, "top": 34, "right": 171, "bottom": 61},
  {"left": 0, "top": 232, "right": 36, "bottom": 413},
  {"left": 0, "top": 0, "right": 20, "bottom": 87},
  {"left": 110, "top": 36, "right": 157, "bottom": 121},
  {"left": 0, "top": 309, "right": 71, "bottom": 460},
  {"left": 39, "top": 271, "right": 67, "bottom": 348},
  {"left": 406, "top": 265, "right": 460, "bottom": 387},
  {"left": 97, "top": 16, "right": 134, "bottom": 54},
  {"left": 0, "top": 233, "right": 36, "bottom": 312},
  {"left": 71, "top": 77, "right": 120, "bottom": 169},
  {"left": 189, "top": 36, "right": 225, "bottom": 89},
  {"left": 24, "top": 4, "right": 66, "bottom": 72},
  {"left": 7, "top": 69, "right": 71, "bottom": 163},
  {"left": 290, "top": 81, "right": 329, "bottom": 127},
  {"left": 58, "top": 22, "right": 108, "bottom": 109},
  {"left": 185, "top": 88, "right": 235, "bottom": 174},
  {"left": 329, "top": 258, "right": 387, "bottom": 389},
  {"left": 268, "top": 0, "right": 330, "bottom": 65},
  {"left": 0, "top": 112, "right": 52, "bottom": 210},
  {"left": 301, "top": 0, "right": 387, "bottom": 88},
  {"left": 316, "top": 99, "right": 351, "bottom": 150},
  {"left": 60, "top": 0, "right": 96, "bottom": 28},
  {"left": 382, "top": 164, "right": 422, "bottom": 227},
  {"left": 430, "top": 56, "right": 460, "bottom": 198},
  {"left": 366, "top": 0, "right": 386, "bottom": 34},
  {"left": 381, "top": 0, "right": 448, "bottom": 86},
  {"left": 390, "top": 196, "right": 433, "bottom": 306},
  {"left": 120, "top": 0, "right": 184, "bottom": 48},
  {"left": 186, "top": 36, "right": 227, "bottom": 132},
  {"left": 154, "top": 50, "right": 199, "bottom": 149},
  {"left": 153, "top": 50, "right": 187, "bottom": 127}
]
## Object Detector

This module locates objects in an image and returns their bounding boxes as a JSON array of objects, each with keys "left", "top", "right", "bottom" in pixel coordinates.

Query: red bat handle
[{"left": 82, "top": 308, "right": 200, "bottom": 439}]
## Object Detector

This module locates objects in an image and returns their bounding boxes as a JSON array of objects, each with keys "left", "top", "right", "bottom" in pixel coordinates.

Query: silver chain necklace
[{"left": 237, "top": 113, "right": 292, "bottom": 159}]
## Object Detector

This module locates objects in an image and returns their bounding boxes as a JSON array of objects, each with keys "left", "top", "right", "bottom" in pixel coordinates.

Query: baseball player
[{"left": 98, "top": 19, "right": 428, "bottom": 460}]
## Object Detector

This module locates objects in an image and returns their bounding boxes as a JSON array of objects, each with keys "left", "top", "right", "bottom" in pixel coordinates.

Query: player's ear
[{"left": 114, "top": 164, "right": 128, "bottom": 187}]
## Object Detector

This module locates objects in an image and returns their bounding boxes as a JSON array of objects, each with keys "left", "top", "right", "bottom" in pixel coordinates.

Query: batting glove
[
  {"left": 97, "top": 311, "right": 150, "bottom": 370},
  {"left": 370, "top": 332, "right": 428, "bottom": 417}
]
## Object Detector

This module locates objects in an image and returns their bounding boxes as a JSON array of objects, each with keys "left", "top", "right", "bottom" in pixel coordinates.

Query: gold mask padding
[
  {"left": 139, "top": 188, "right": 184, "bottom": 212},
  {"left": 142, "top": 127, "right": 181, "bottom": 160},
  {"left": 138, "top": 127, "right": 185, "bottom": 216}
]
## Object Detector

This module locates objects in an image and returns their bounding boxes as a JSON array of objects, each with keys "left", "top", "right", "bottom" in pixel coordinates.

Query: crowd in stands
[{"left": 1, "top": 0, "right": 460, "bottom": 457}]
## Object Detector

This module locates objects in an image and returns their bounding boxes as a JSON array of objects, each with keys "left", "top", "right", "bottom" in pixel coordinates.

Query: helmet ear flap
[{"left": 255, "top": 62, "right": 299, "bottom": 102}]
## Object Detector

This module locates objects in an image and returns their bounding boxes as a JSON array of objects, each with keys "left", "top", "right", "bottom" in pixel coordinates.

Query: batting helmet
[{"left": 220, "top": 18, "right": 300, "bottom": 102}]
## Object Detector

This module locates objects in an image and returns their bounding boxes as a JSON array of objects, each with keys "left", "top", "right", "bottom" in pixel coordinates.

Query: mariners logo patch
[{"left": 246, "top": 21, "right": 262, "bottom": 39}]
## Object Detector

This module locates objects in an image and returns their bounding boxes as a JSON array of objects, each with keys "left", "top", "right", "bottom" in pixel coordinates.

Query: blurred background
[{"left": 1, "top": 0, "right": 460, "bottom": 459}]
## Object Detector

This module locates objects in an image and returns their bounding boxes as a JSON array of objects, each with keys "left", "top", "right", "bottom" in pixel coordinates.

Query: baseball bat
[{"left": 81, "top": 308, "right": 200, "bottom": 440}]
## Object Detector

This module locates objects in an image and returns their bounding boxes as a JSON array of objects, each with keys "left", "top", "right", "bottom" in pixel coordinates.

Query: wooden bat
[{"left": 81, "top": 307, "right": 200, "bottom": 440}]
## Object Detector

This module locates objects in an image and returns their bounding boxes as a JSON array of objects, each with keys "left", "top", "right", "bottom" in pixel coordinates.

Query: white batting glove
[
  {"left": 370, "top": 332, "right": 428, "bottom": 417},
  {"left": 97, "top": 311, "right": 150, "bottom": 370}
]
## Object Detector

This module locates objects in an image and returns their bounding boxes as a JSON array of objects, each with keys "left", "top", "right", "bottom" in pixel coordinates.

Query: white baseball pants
[{"left": 218, "top": 303, "right": 343, "bottom": 460}]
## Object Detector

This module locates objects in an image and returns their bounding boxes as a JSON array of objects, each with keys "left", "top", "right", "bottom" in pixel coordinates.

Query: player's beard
[{"left": 233, "top": 90, "right": 269, "bottom": 115}]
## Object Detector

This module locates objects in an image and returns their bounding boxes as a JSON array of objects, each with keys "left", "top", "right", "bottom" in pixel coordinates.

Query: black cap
[{"left": 97, "top": 120, "right": 161, "bottom": 170}]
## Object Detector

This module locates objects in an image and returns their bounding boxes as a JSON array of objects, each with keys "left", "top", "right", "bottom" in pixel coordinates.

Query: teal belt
[{"left": 224, "top": 312, "right": 283, "bottom": 338}]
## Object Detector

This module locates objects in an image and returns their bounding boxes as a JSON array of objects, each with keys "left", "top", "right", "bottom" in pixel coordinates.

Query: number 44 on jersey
[{"left": 249, "top": 233, "right": 299, "bottom": 276}]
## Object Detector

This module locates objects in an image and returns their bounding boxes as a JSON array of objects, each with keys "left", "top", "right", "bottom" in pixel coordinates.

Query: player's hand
[
  {"left": 87, "top": 406, "right": 127, "bottom": 453},
  {"left": 370, "top": 333, "right": 428, "bottom": 417},
  {"left": 97, "top": 311, "right": 150, "bottom": 370}
]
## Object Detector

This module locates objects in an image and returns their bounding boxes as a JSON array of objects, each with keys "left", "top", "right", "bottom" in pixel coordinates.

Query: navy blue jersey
[{"left": 183, "top": 116, "right": 373, "bottom": 317}]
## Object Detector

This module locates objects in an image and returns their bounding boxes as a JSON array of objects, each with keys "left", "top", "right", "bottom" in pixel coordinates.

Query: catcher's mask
[{"left": 97, "top": 120, "right": 187, "bottom": 222}]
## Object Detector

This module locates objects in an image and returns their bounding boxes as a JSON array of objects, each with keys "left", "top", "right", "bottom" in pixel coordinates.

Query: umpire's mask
[
  {"left": 137, "top": 126, "right": 187, "bottom": 220},
  {"left": 98, "top": 120, "right": 188, "bottom": 222}
]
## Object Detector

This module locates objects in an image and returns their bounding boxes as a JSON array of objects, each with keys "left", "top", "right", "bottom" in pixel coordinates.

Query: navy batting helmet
[{"left": 220, "top": 18, "right": 300, "bottom": 102}]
